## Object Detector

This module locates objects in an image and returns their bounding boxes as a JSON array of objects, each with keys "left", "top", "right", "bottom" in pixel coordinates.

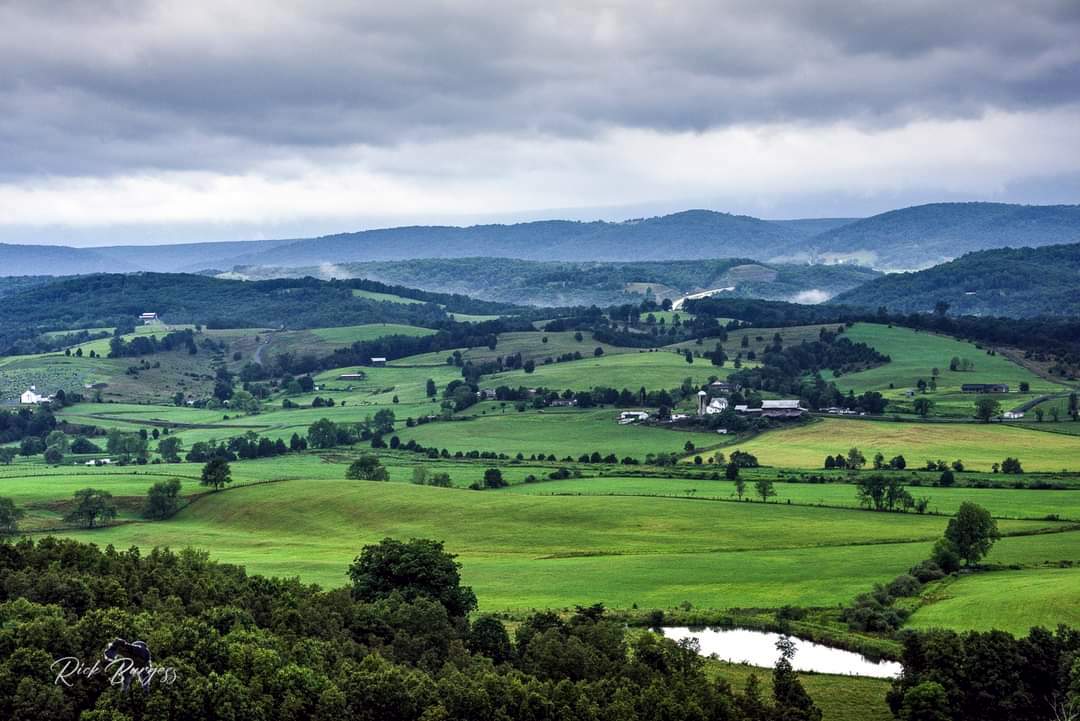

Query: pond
[{"left": 661, "top": 627, "right": 902, "bottom": 679}]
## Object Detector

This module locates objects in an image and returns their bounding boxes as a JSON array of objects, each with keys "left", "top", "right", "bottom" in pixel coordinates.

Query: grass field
[
  {"left": 501, "top": 476, "right": 1080, "bottom": 520},
  {"left": 479, "top": 349, "right": 743, "bottom": 392},
  {"left": 396, "top": 407, "right": 717, "bottom": 459},
  {"left": 53, "top": 478, "right": 1072, "bottom": 610},
  {"left": 350, "top": 288, "right": 425, "bottom": 304},
  {"left": 731, "top": 417, "right": 1080, "bottom": 472},
  {"left": 906, "top": 567, "right": 1080, "bottom": 635},
  {"left": 392, "top": 331, "right": 633, "bottom": 366},
  {"left": 837, "top": 324, "right": 1064, "bottom": 417}
]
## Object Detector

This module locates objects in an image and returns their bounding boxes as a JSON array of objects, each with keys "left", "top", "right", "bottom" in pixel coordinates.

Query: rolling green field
[
  {"left": 53, "top": 478, "right": 1073, "bottom": 610},
  {"left": 731, "top": 417, "right": 1080, "bottom": 472},
  {"left": 479, "top": 349, "right": 744, "bottom": 392},
  {"left": 391, "top": 331, "right": 633, "bottom": 366},
  {"left": 396, "top": 407, "right": 716, "bottom": 459},
  {"left": 906, "top": 567, "right": 1080, "bottom": 634},
  {"left": 837, "top": 323, "right": 1064, "bottom": 416},
  {"left": 501, "top": 476, "right": 1080, "bottom": 520}
]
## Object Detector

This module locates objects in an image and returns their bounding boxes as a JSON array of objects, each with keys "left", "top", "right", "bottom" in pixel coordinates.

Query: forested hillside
[
  {"left": 792, "top": 202, "right": 1080, "bottom": 270},
  {"left": 226, "top": 257, "right": 882, "bottom": 306},
  {"left": 833, "top": 242, "right": 1080, "bottom": 317},
  {"left": 0, "top": 273, "right": 520, "bottom": 354}
]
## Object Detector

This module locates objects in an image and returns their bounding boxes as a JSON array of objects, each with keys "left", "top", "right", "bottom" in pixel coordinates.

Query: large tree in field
[
  {"left": 200, "top": 459, "right": 232, "bottom": 490},
  {"left": 0, "top": 497, "right": 25, "bottom": 537},
  {"left": 348, "top": 537, "right": 477, "bottom": 618},
  {"left": 755, "top": 479, "right": 776, "bottom": 503},
  {"left": 144, "top": 478, "right": 182, "bottom": 520},
  {"left": 65, "top": 488, "right": 117, "bottom": 528},
  {"left": 345, "top": 454, "right": 389, "bottom": 481},
  {"left": 944, "top": 502, "right": 999, "bottom": 566},
  {"left": 974, "top": 398, "right": 1001, "bottom": 423}
]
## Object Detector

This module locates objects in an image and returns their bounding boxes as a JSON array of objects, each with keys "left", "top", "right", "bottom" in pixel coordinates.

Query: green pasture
[
  {"left": 0, "top": 353, "right": 118, "bottom": 402},
  {"left": 501, "top": 476, "right": 1080, "bottom": 520},
  {"left": 447, "top": 312, "right": 504, "bottom": 323},
  {"left": 835, "top": 323, "right": 1061, "bottom": 416},
  {"left": 906, "top": 567, "right": 1080, "bottom": 635},
  {"left": 479, "top": 349, "right": 743, "bottom": 392},
  {"left": 731, "top": 418, "right": 1080, "bottom": 472},
  {"left": 391, "top": 331, "right": 632, "bottom": 366},
  {"left": 396, "top": 407, "right": 717, "bottom": 459},
  {"left": 53, "top": 477, "right": 1071, "bottom": 610},
  {"left": 269, "top": 323, "right": 435, "bottom": 358},
  {"left": 350, "top": 288, "right": 425, "bottom": 304}
]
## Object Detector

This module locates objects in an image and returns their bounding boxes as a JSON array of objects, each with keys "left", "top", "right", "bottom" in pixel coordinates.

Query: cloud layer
[{"left": 1, "top": 0, "right": 1078, "bottom": 240}]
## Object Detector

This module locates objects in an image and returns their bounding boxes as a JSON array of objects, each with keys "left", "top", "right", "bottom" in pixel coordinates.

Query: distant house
[
  {"left": 618, "top": 410, "right": 650, "bottom": 425},
  {"left": 961, "top": 383, "right": 1009, "bottom": 393},
  {"left": 370, "top": 357, "right": 387, "bottom": 367},
  {"left": 478, "top": 388, "right": 498, "bottom": 400},
  {"left": 20, "top": 387, "right": 47, "bottom": 404},
  {"left": 549, "top": 398, "right": 578, "bottom": 407},
  {"left": 139, "top": 312, "right": 159, "bottom": 324},
  {"left": 736, "top": 399, "right": 806, "bottom": 418},
  {"left": 338, "top": 373, "right": 367, "bottom": 381},
  {"left": 696, "top": 391, "right": 728, "bottom": 415},
  {"left": 1003, "top": 411, "right": 1025, "bottom": 420}
]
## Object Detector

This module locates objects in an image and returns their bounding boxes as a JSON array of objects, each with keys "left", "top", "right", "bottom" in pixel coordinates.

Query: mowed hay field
[
  {"left": 906, "top": 567, "right": 1080, "bottom": 634},
  {"left": 267, "top": 323, "right": 436, "bottom": 357},
  {"left": 479, "top": 349, "right": 744, "bottom": 392},
  {"left": 55, "top": 478, "right": 1074, "bottom": 610},
  {"left": 395, "top": 408, "right": 718, "bottom": 459},
  {"left": 732, "top": 417, "right": 1080, "bottom": 472}
]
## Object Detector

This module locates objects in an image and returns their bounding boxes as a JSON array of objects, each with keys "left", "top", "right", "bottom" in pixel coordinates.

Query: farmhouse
[
  {"left": 696, "top": 391, "right": 728, "bottom": 415},
  {"left": 370, "top": 357, "right": 387, "bottom": 367},
  {"left": 618, "top": 410, "right": 650, "bottom": 425},
  {"left": 735, "top": 399, "right": 806, "bottom": 418},
  {"left": 961, "top": 383, "right": 1009, "bottom": 393},
  {"left": 20, "top": 387, "right": 48, "bottom": 404},
  {"left": 478, "top": 388, "right": 498, "bottom": 400},
  {"left": 549, "top": 398, "right": 578, "bottom": 407},
  {"left": 139, "top": 312, "right": 159, "bottom": 323},
  {"left": 1003, "top": 411, "right": 1025, "bottom": 420},
  {"left": 338, "top": 373, "right": 367, "bottom": 381}
]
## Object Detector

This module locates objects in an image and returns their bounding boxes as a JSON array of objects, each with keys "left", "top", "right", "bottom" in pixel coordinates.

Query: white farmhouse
[
  {"left": 20, "top": 386, "right": 47, "bottom": 404},
  {"left": 696, "top": 390, "right": 729, "bottom": 415}
]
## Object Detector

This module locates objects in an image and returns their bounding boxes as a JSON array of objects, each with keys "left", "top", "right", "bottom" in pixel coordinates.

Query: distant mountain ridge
[
  {"left": 1, "top": 202, "right": 1077, "bottom": 276},
  {"left": 832, "top": 241, "right": 1080, "bottom": 317}
]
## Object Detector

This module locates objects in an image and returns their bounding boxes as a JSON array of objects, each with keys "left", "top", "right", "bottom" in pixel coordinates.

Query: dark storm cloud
[{"left": 1, "top": 0, "right": 1078, "bottom": 177}]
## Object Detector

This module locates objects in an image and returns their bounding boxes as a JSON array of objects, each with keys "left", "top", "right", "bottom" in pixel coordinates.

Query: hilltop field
[{"left": 2, "top": 306, "right": 1078, "bottom": 721}]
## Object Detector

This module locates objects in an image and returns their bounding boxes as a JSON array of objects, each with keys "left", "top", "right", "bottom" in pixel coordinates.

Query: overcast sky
[{"left": 2, "top": 0, "right": 1079, "bottom": 246}]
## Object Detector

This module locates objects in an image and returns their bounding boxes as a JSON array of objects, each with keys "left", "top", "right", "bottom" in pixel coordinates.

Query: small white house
[
  {"left": 618, "top": 410, "right": 651, "bottom": 425},
  {"left": 20, "top": 387, "right": 46, "bottom": 404},
  {"left": 139, "top": 312, "right": 159, "bottom": 324},
  {"left": 1003, "top": 411, "right": 1025, "bottom": 420}
]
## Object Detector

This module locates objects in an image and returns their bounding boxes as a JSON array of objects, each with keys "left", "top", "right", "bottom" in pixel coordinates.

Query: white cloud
[{"left": 1, "top": 105, "right": 1077, "bottom": 231}]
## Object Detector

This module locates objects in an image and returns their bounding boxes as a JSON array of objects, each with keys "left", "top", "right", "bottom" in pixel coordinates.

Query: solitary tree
[
  {"left": 0, "top": 497, "right": 25, "bottom": 537},
  {"left": 772, "top": 636, "right": 822, "bottom": 721},
  {"left": 974, "top": 398, "right": 1001, "bottom": 423},
  {"left": 846, "top": 447, "right": 866, "bottom": 470},
  {"left": 944, "top": 502, "right": 999, "bottom": 566},
  {"left": 158, "top": 436, "right": 183, "bottom": 463},
  {"left": 0, "top": 448, "right": 15, "bottom": 465},
  {"left": 200, "top": 459, "right": 233, "bottom": 490},
  {"left": 483, "top": 468, "right": 507, "bottom": 488},
  {"left": 346, "top": 454, "right": 389, "bottom": 481},
  {"left": 144, "top": 478, "right": 182, "bottom": 520},
  {"left": 755, "top": 479, "right": 777, "bottom": 503},
  {"left": 65, "top": 488, "right": 117, "bottom": 528},
  {"left": 912, "top": 398, "right": 934, "bottom": 417}
]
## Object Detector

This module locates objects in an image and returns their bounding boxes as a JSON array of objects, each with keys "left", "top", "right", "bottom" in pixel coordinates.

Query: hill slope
[
  {"left": 790, "top": 202, "right": 1080, "bottom": 270},
  {"left": 832, "top": 242, "right": 1080, "bottom": 317}
]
